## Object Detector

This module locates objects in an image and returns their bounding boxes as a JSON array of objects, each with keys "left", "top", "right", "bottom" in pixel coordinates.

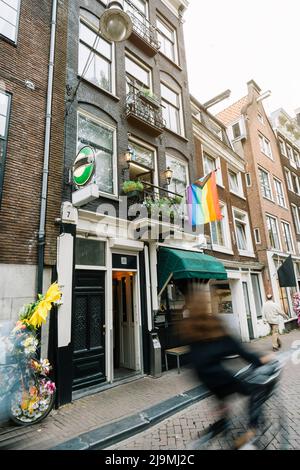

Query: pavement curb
[{"left": 51, "top": 385, "right": 210, "bottom": 450}]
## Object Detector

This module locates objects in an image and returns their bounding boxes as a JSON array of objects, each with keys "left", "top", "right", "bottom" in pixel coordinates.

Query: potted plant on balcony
[
  {"left": 143, "top": 196, "right": 179, "bottom": 223},
  {"left": 122, "top": 180, "right": 144, "bottom": 198},
  {"left": 138, "top": 88, "right": 161, "bottom": 109}
]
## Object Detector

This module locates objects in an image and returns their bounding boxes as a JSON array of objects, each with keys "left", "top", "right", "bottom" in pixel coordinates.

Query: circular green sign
[{"left": 73, "top": 146, "right": 95, "bottom": 187}]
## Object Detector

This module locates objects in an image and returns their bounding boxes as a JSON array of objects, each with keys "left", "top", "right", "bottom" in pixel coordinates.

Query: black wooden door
[{"left": 72, "top": 270, "right": 106, "bottom": 391}]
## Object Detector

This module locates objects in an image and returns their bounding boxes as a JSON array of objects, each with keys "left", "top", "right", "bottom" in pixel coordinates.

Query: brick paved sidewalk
[
  {"left": 0, "top": 362, "right": 199, "bottom": 450},
  {"left": 108, "top": 330, "right": 300, "bottom": 451},
  {"left": 1, "top": 329, "right": 299, "bottom": 450}
]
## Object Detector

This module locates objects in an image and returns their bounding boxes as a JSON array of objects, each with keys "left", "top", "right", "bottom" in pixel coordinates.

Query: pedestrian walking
[{"left": 262, "top": 294, "right": 288, "bottom": 351}]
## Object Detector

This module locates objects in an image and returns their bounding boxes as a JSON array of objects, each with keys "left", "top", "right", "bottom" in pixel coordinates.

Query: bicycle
[
  {"left": 0, "top": 326, "right": 56, "bottom": 426},
  {"left": 188, "top": 350, "right": 295, "bottom": 450}
]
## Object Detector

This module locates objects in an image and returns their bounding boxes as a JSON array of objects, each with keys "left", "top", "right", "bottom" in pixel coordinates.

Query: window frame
[
  {"left": 0, "top": 0, "right": 21, "bottom": 44},
  {"left": 128, "top": 136, "right": 158, "bottom": 188},
  {"left": 254, "top": 228, "right": 261, "bottom": 245},
  {"left": 228, "top": 167, "right": 244, "bottom": 198},
  {"left": 0, "top": 90, "right": 11, "bottom": 206},
  {"left": 156, "top": 14, "right": 178, "bottom": 65},
  {"left": 291, "top": 204, "right": 300, "bottom": 235},
  {"left": 258, "top": 167, "right": 273, "bottom": 201},
  {"left": 281, "top": 220, "right": 294, "bottom": 254},
  {"left": 285, "top": 168, "right": 293, "bottom": 191},
  {"left": 202, "top": 152, "right": 223, "bottom": 187},
  {"left": 210, "top": 202, "right": 233, "bottom": 254},
  {"left": 266, "top": 214, "right": 281, "bottom": 251},
  {"left": 232, "top": 207, "right": 254, "bottom": 257},
  {"left": 291, "top": 172, "right": 300, "bottom": 195},
  {"left": 125, "top": 51, "right": 153, "bottom": 93},
  {"left": 78, "top": 17, "right": 116, "bottom": 95},
  {"left": 77, "top": 109, "right": 118, "bottom": 198},
  {"left": 259, "top": 133, "right": 273, "bottom": 160},
  {"left": 273, "top": 177, "right": 286, "bottom": 208},
  {"left": 161, "top": 81, "right": 184, "bottom": 137},
  {"left": 279, "top": 138, "right": 287, "bottom": 157}
]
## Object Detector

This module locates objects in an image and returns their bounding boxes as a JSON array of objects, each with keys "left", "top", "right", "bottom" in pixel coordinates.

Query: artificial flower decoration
[{"left": 28, "top": 283, "right": 62, "bottom": 329}]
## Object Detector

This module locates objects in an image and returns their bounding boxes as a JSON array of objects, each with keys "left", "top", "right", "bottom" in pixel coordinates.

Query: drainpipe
[{"left": 37, "top": 0, "right": 58, "bottom": 295}]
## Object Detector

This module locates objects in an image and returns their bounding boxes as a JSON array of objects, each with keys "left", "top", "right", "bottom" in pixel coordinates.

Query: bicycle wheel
[{"left": 9, "top": 377, "right": 56, "bottom": 426}]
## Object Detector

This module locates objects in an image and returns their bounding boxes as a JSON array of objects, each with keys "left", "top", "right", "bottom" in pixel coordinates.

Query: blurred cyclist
[{"left": 176, "top": 280, "right": 274, "bottom": 449}]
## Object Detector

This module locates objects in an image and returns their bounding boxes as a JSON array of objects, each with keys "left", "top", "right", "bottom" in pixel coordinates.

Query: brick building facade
[
  {"left": 54, "top": 0, "right": 202, "bottom": 405},
  {"left": 0, "top": 1, "right": 68, "bottom": 322},
  {"left": 217, "top": 80, "right": 299, "bottom": 324},
  {"left": 191, "top": 96, "right": 266, "bottom": 341}
]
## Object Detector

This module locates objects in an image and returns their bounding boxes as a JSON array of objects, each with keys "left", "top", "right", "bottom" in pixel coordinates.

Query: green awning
[{"left": 158, "top": 247, "right": 228, "bottom": 295}]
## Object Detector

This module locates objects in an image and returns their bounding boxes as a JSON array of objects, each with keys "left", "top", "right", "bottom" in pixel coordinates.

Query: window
[
  {"left": 233, "top": 209, "right": 253, "bottom": 255},
  {"left": 166, "top": 154, "right": 188, "bottom": 195},
  {"left": 281, "top": 221, "right": 294, "bottom": 253},
  {"left": 156, "top": 16, "right": 178, "bottom": 64},
  {"left": 161, "top": 83, "right": 183, "bottom": 135},
  {"left": 209, "top": 119, "right": 223, "bottom": 141},
  {"left": 259, "top": 134, "right": 272, "bottom": 159},
  {"left": 210, "top": 203, "right": 231, "bottom": 251},
  {"left": 251, "top": 274, "right": 263, "bottom": 319},
  {"left": 295, "top": 151, "right": 300, "bottom": 168},
  {"left": 266, "top": 215, "right": 281, "bottom": 250},
  {"left": 79, "top": 20, "right": 114, "bottom": 93},
  {"left": 75, "top": 239, "right": 106, "bottom": 266},
  {"left": 125, "top": 0, "right": 148, "bottom": 20},
  {"left": 273, "top": 178, "right": 286, "bottom": 208},
  {"left": 0, "top": 0, "right": 21, "bottom": 43},
  {"left": 279, "top": 139, "right": 286, "bottom": 156},
  {"left": 129, "top": 139, "right": 156, "bottom": 185},
  {"left": 291, "top": 204, "right": 300, "bottom": 235},
  {"left": 232, "top": 122, "right": 242, "bottom": 139},
  {"left": 0, "top": 90, "right": 11, "bottom": 204},
  {"left": 246, "top": 173, "right": 252, "bottom": 187},
  {"left": 292, "top": 173, "right": 300, "bottom": 194},
  {"left": 285, "top": 168, "right": 293, "bottom": 191},
  {"left": 286, "top": 145, "right": 294, "bottom": 163},
  {"left": 203, "top": 153, "right": 222, "bottom": 186},
  {"left": 259, "top": 168, "right": 272, "bottom": 200},
  {"left": 254, "top": 228, "right": 261, "bottom": 244},
  {"left": 77, "top": 112, "right": 116, "bottom": 196},
  {"left": 211, "top": 283, "right": 233, "bottom": 314},
  {"left": 125, "top": 54, "right": 152, "bottom": 93},
  {"left": 258, "top": 113, "right": 264, "bottom": 124},
  {"left": 228, "top": 168, "right": 243, "bottom": 196}
]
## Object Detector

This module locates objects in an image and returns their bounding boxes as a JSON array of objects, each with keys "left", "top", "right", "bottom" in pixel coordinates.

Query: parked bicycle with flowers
[
  {"left": 293, "top": 292, "right": 300, "bottom": 327},
  {"left": 0, "top": 283, "right": 61, "bottom": 426}
]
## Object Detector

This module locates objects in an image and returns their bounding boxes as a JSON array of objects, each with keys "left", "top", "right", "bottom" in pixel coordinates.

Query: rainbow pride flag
[{"left": 187, "top": 171, "right": 222, "bottom": 226}]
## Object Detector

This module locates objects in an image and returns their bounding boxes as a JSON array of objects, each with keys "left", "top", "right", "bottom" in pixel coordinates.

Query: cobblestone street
[{"left": 109, "top": 330, "right": 300, "bottom": 451}]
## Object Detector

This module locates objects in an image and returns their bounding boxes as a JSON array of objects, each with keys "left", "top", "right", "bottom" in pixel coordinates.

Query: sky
[{"left": 183, "top": 0, "right": 300, "bottom": 117}]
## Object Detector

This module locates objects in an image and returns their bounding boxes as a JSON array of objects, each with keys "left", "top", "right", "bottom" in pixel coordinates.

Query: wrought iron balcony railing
[
  {"left": 124, "top": 0, "right": 160, "bottom": 55},
  {"left": 125, "top": 91, "right": 166, "bottom": 136}
]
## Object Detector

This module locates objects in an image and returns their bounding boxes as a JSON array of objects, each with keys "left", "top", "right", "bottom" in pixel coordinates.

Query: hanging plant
[{"left": 122, "top": 181, "right": 144, "bottom": 195}]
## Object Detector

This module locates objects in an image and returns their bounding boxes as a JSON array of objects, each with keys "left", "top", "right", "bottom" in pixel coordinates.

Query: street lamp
[
  {"left": 125, "top": 146, "right": 133, "bottom": 165},
  {"left": 164, "top": 167, "right": 174, "bottom": 186},
  {"left": 100, "top": 1, "right": 133, "bottom": 42}
]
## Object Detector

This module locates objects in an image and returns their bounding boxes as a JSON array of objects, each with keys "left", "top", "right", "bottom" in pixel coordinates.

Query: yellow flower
[
  {"left": 44, "top": 283, "right": 62, "bottom": 304},
  {"left": 28, "top": 283, "right": 62, "bottom": 329}
]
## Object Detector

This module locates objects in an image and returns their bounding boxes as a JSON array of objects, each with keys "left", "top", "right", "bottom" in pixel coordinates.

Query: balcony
[
  {"left": 125, "top": 91, "right": 166, "bottom": 136},
  {"left": 125, "top": 1, "right": 160, "bottom": 56}
]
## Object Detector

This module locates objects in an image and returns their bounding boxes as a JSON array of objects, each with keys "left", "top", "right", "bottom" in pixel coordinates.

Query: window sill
[
  {"left": 261, "top": 151, "right": 273, "bottom": 161},
  {"left": 230, "top": 190, "right": 246, "bottom": 200},
  {"left": 164, "top": 127, "right": 188, "bottom": 142},
  {"left": 98, "top": 191, "right": 120, "bottom": 202},
  {"left": 77, "top": 76, "right": 120, "bottom": 101},
  {"left": 158, "top": 51, "right": 182, "bottom": 71},
  {"left": 0, "top": 34, "right": 17, "bottom": 47},
  {"left": 211, "top": 245, "right": 234, "bottom": 255},
  {"left": 262, "top": 196, "right": 275, "bottom": 204},
  {"left": 238, "top": 250, "right": 256, "bottom": 258}
]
